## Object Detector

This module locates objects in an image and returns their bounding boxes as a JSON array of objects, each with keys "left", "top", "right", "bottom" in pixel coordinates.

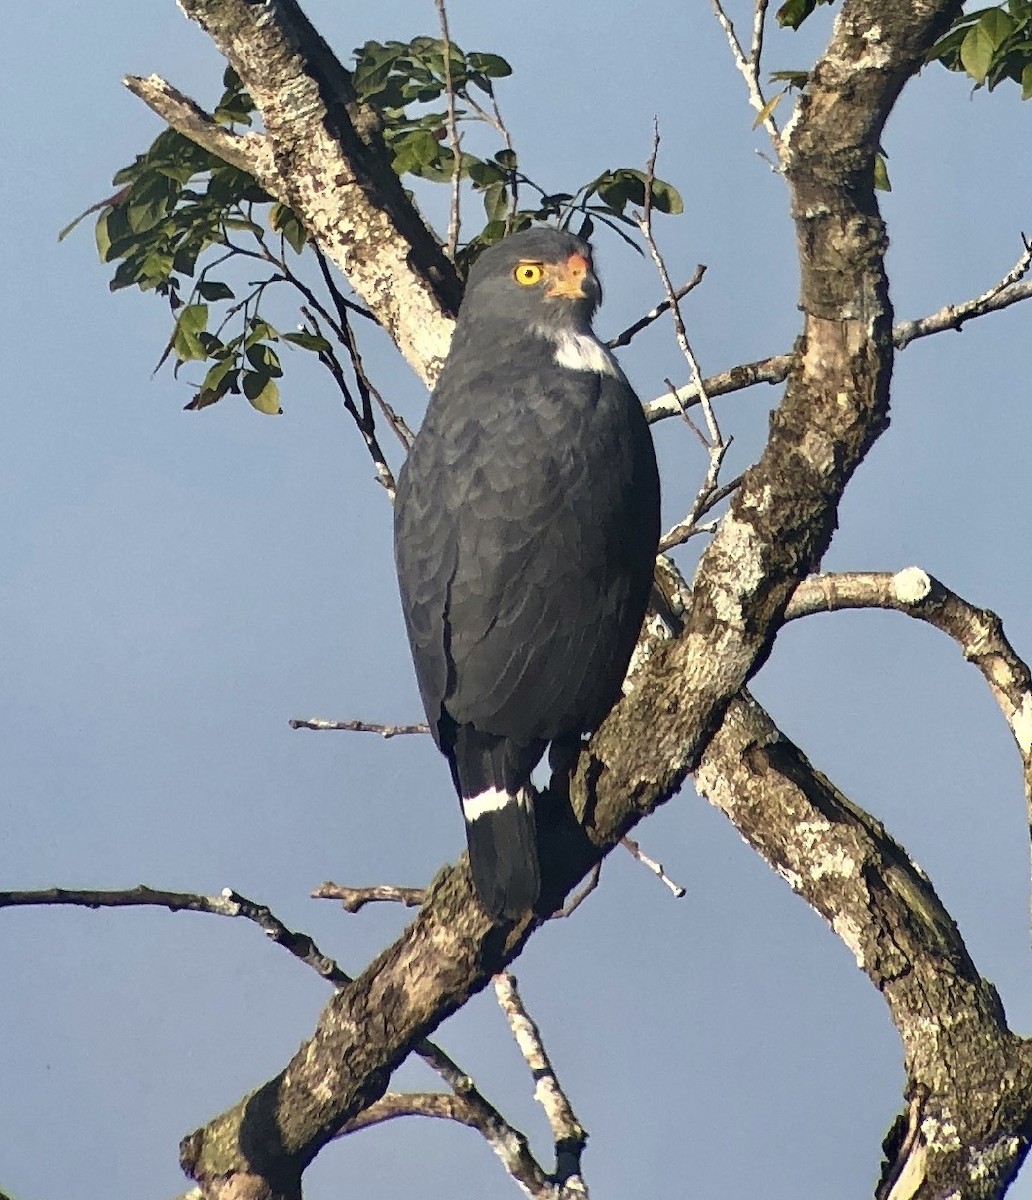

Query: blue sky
[{"left": 3, "top": 2, "right": 1032, "bottom": 1198}]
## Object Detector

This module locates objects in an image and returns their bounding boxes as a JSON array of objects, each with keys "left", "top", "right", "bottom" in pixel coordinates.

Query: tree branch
[
  {"left": 787, "top": 567, "right": 1032, "bottom": 859},
  {"left": 696, "top": 692, "right": 1032, "bottom": 1197},
  {"left": 0, "top": 885, "right": 350, "bottom": 987},
  {"left": 495, "top": 973, "right": 589, "bottom": 1196},
  {"left": 645, "top": 243, "right": 1032, "bottom": 423},
  {"left": 130, "top": 0, "right": 462, "bottom": 383},
  {"left": 312, "top": 883, "right": 426, "bottom": 912}
]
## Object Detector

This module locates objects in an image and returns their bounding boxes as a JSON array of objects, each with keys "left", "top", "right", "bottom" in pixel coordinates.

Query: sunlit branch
[
  {"left": 495, "top": 973, "right": 589, "bottom": 1196},
  {"left": 708, "top": 0, "right": 785, "bottom": 161},
  {"left": 289, "top": 717, "right": 429, "bottom": 735},
  {"left": 312, "top": 883, "right": 426, "bottom": 912}
]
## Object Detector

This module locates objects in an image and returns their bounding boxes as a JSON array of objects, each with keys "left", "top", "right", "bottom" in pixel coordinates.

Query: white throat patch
[{"left": 548, "top": 331, "right": 622, "bottom": 378}]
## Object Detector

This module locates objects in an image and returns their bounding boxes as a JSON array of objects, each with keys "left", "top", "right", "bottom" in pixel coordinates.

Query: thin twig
[
  {"left": 637, "top": 125, "right": 723, "bottom": 449},
  {"left": 709, "top": 0, "right": 785, "bottom": 162},
  {"left": 751, "top": 0, "right": 770, "bottom": 75},
  {"left": 435, "top": 0, "right": 463, "bottom": 259},
  {"left": 0, "top": 885, "right": 351, "bottom": 987},
  {"left": 289, "top": 717, "right": 429, "bottom": 735},
  {"left": 495, "top": 974, "right": 589, "bottom": 1195},
  {"left": 550, "top": 863, "right": 602, "bottom": 919},
  {"left": 659, "top": 470, "right": 744, "bottom": 552},
  {"left": 299, "top": 306, "right": 398, "bottom": 496},
  {"left": 893, "top": 233, "right": 1032, "bottom": 348},
  {"left": 312, "top": 883, "right": 426, "bottom": 912},
  {"left": 646, "top": 237, "right": 1032, "bottom": 423},
  {"left": 463, "top": 91, "right": 519, "bottom": 225},
  {"left": 606, "top": 265, "right": 708, "bottom": 349},
  {"left": 620, "top": 836, "right": 686, "bottom": 899},
  {"left": 336, "top": 301, "right": 416, "bottom": 449}
]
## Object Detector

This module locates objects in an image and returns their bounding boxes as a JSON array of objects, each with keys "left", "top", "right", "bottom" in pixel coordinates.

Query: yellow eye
[{"left": 514, "top": 261, "right": 545, "bottom": 286}]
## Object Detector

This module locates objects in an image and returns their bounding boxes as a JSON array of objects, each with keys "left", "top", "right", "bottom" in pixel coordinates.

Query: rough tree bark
[{"left": 123, "top": 1, "right": 1032, "bottom": 1197}]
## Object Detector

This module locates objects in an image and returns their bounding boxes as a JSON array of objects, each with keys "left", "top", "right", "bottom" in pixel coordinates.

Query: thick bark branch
[
  {"left": 697, "top": 693, "right": 1032, "bottom": 1198},
  {"left": 142, "top": 0, "right": 462, "bottom": 383}
]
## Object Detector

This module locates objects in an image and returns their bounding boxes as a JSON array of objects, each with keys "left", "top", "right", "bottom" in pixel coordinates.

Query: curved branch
[
  {"left": 696, "top": 693, "right": 1032, "bottom": 1198},
  {"left": 786, "top": 569, "right": 1032, "bottom": 805},
  {"left": 338, "top": 1091, "right": 552, "bottom": 1198},
  {"left": 644, "top": 263, "right": 1032, "bottom": 423}
]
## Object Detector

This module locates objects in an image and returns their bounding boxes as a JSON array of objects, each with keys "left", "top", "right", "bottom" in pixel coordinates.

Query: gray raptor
[{"left": 394, "top": 226, "right": 660, "bottom": 919}]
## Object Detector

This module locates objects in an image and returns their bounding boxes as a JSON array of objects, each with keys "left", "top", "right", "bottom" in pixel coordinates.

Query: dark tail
[{"left": 448, "top": 727, "right": 542, "bottom": 920}]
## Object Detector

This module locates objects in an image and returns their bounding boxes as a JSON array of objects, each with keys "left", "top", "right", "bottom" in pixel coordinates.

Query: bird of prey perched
[{"left": 394, "top": 226, "right": 660, "bottom": 919}]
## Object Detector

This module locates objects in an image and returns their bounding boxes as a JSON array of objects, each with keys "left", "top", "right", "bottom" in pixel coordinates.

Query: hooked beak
[{"left": 544, "top": 252, "right": 598, "bottom": 301}]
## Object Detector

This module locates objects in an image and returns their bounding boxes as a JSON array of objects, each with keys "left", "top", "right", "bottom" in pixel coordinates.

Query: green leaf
[
  {"left": 246, "top": 319, "right": 278, "bottom": 348},
  {"left": 648, "top": 177, "right": 684, "bottom": 215},
  {"left": 873, "top": 152, "right": 892, "bottom": 191},
  {"left": 283, "top": 330, "right": 332, "bottom": 353},
  {"left": 776, "top": 0, "right": 816, "bottom": 30},
  {"left": 961, "top": 10, "right": 1015, "bottom": 83},
  {"left": 245, "top": 343, "right": 283, "bottom": 377},
  {"left": 172, "top": 303, "right": 210, "bottom": 362},
  {"left": 177, "top": 303, "right": 208, "bottom": 336},
  {"left": 482, "top": 182, "right": 510, "bottom": 223},
  {"left": 467, "top": 158, "right": 506, "bottom": 188},
  {"left": 196, "top": 279, "right": 234, "bottom": 301},
  {"left": 270, "top": 203, "right": 308, "bottom": 254},
  {"left": 466, "top": 52, "right": 512, "bottom": 78},
  {"left": 95, "top": 209, "right": 114, "bottom": 261},
  {"left": 187, "top": 358, "right": 239, "bottom": 410},
  {"left": 242, "top": 372, "right": 282, "bottom": 414},
  {"left": 769, "top": 69, "right": 811, "bottom": 88},
  {"left": 1024, "top": 59, "right": 1032, "bottom": 97}
]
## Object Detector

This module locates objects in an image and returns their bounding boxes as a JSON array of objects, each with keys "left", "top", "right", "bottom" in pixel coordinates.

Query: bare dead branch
[
  {"left": 0, "top": 885, "right": 351, "bottom": 987},
  {"left": 637, "top": 125, "right": 723, "bottom": 450},
  {"left": 340, "top": 1089, "right": 552, "bottom": 1197},
  {"left": 495, "top": 973, "right": 589, "bottom": 1195},
  {"left": 620, "top": 836, "right": 686, "bottom": 899},
  {"left": 289, "top": 717, "right": 429, "bottom": 735},
  {"left": 606, "top": 265, "right": 707, "bottom": 349},
  {"left": 893, "top": 234, "right": 1032, "bottom": 348},
  {"left": 658, "top": 470, "right": 744, "bottom": 552},
  {"left": 312, "top": 883, "right": 426, "bottom": 912}
]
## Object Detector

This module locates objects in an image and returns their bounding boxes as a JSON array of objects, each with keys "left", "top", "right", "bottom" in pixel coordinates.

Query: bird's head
[{"left": 458, "top": 227, "right": 602, "bottom": 336}]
